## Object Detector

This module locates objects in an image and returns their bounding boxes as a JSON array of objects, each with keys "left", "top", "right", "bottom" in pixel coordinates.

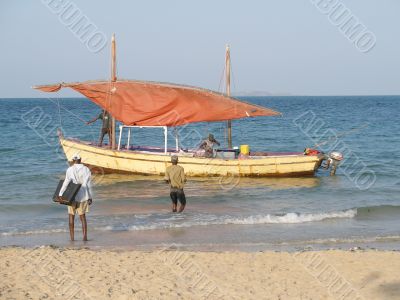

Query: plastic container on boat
[
  {"left": 240, "top": 145, "right": 250, "bottom": 155},
  {"left": 215, "top": 149, "right": 236, "bottom": 159}
]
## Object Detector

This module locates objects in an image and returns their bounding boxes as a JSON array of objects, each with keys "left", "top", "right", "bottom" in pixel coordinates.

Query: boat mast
[
  {"left": 225, "top": 45, "right": 232, "bottom": 148},
  {"left": 110, "top": 34, "right": 117, "bottom": 149}
]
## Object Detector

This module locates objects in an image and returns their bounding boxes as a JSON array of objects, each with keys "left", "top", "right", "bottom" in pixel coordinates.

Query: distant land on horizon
[{"left": 233, "top": 91, "right": 293, "bottom": 97}]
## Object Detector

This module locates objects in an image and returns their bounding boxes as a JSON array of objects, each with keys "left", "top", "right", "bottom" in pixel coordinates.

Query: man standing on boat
[
  {"left": 58, "top": 154, "right": 93, "bottom": 241},
  {"left": 164, "top": 156, "right": 187, "bottom": 212},
  {"left": 86, "top": 110, "right": 111, "bottom": 147},
  {"left": 199, "top": 133, "right": 220, "bottom": 158}
]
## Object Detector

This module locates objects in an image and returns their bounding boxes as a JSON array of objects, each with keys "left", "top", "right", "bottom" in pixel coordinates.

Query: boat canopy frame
[{"left": 117, "top": 125, "right": 179, "bottom": 154}]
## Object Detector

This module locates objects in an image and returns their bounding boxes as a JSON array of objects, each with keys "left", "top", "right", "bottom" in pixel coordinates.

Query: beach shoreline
[
  {"left": 1, "top": 246, "right": 399, "bottom": 299},
  {"left": 2, "top": 227, "right": 400, "bottom": 253}
]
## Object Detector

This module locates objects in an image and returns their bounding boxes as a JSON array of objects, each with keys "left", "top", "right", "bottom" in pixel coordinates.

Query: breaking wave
[
  {"left": 120, "top": 209, "right": 357, "bottom": 231},
  {"left": 3, "top": 205, "right": 400, "bottom": 236},
  {"left": 223, "top": 210, "right": 356, "bottom": 225},
  {"left": 1, "top": 228, "right": 67, "bottom": 236}
]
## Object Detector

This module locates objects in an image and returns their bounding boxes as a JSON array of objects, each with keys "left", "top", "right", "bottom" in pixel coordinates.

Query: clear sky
[{"left": 1, "top": 0, "right": 399, "bottom": 97}]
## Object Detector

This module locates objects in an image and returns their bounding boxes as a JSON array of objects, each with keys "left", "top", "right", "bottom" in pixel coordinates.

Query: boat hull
[{"left": 60, "top": 138, "right": 320, "bottom": 177}]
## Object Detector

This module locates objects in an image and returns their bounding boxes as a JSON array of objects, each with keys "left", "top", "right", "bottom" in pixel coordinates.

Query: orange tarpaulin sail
[{"left": 33, "top": 80, "right": 281, "bottom": 126}]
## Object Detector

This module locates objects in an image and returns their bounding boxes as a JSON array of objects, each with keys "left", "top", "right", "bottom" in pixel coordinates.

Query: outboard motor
[{"left": 326, "top": 151, "right": 343, "bottom": 176}]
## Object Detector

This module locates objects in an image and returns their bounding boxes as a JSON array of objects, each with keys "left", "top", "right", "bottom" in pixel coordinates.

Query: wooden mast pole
[
  {"left": 226, "top": 45, "right": 232, "bottom": 148},
  {"left": 110, "top": 34, "right": 117, "bottom": 149}
]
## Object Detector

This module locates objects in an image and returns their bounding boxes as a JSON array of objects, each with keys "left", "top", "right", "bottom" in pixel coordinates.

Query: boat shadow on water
[{"left": 93, "top": 173, "right": 322, "bottom": 191}]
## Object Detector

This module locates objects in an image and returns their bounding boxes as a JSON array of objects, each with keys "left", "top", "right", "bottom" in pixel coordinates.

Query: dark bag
[{"left": 53, "top": 179, "right": 82, "bottom": 206}]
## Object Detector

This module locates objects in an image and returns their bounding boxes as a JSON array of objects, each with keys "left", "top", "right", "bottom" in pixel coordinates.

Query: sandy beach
[
  {"left": 1, "top": 247, "right": 399, "bottom": 299},
  {"left": 1, "top": 1, "right": 400, "bottom": 300}
]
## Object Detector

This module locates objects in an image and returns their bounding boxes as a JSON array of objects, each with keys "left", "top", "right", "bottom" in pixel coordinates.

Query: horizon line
[{"left": 1, "top": 94, "right": 400, "bottom": 99}]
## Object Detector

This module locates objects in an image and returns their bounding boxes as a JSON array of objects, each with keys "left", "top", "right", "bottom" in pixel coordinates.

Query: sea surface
[{"left": 0, "top": 96, "right": 399, "bottom": 251}]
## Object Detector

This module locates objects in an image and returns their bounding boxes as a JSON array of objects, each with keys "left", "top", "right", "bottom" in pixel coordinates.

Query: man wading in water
[{"left": 164, "top": 156, "right": 187, "bottom": 212}]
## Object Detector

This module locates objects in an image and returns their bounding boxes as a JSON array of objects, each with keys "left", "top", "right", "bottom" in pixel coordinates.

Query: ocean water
[{"left": 0, "top": 96, "right": 399, "bottom": 251}]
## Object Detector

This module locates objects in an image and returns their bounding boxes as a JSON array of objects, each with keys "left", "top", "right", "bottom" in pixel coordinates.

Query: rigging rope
[
  {"left": 217, "top": 62, "right": 226, "bottom": 93},
  {"left": 230, "top": 57, "right": 237, "bottom": 94},
  {"left": 45, "top": 97, "right": 98, "bottom": 145},
  {"left": 313, "top": 123, "right": 369, "bottom": 148},
  {"left": 46, "top": 97, "right": 87, "bottom": 124},
  {"left": 57, "top": 97, "right": 62, "bottom": 128}
]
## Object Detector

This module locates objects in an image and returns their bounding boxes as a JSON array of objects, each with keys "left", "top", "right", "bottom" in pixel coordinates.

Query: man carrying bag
[{"left": 58, "top": 154, "right": 93, "bottom": 241}]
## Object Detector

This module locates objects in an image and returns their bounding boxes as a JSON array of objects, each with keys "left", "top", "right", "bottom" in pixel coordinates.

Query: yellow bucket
[{"left": 240, "top": 145, "right": 250, "bottom": 155}]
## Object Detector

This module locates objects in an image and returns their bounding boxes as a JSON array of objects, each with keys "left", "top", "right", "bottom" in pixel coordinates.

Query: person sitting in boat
[
  {"left": 198, "top": 133, "right": 220, "bottom": 158},
  {"left": 86, "top": 110, "right": 111, "bottom": 147}
]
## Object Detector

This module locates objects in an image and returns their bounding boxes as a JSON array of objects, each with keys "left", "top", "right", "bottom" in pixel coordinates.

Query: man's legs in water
[
  {"left": 79, "top": 214, "right": 88, "bottom": 241},
  {"left": 170, "top": 191, "right": 178, "bottom": 212},
  {"left": 69, "top": 214, "right": 75, "bottom": 241},
  {"left": 178, "top": 190, "right": 186, "bottom": 213}
]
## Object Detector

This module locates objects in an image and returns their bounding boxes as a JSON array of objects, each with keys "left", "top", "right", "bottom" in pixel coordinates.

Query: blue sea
[{"left": 0, "top": 96, "right": 399, "bottom": 251}]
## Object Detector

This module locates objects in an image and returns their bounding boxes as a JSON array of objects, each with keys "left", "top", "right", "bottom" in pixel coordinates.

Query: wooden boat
[
  {"left": 34, "top": 35, "right": 321, "bottom": 177},
  {"left": 58, "top": 136, "right": 320, "bottom": 177}
]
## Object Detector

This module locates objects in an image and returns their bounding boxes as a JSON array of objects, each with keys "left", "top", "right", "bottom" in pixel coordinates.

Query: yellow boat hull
[{"left": 60, "top": 138, "right": 320, "bottom": 177}]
